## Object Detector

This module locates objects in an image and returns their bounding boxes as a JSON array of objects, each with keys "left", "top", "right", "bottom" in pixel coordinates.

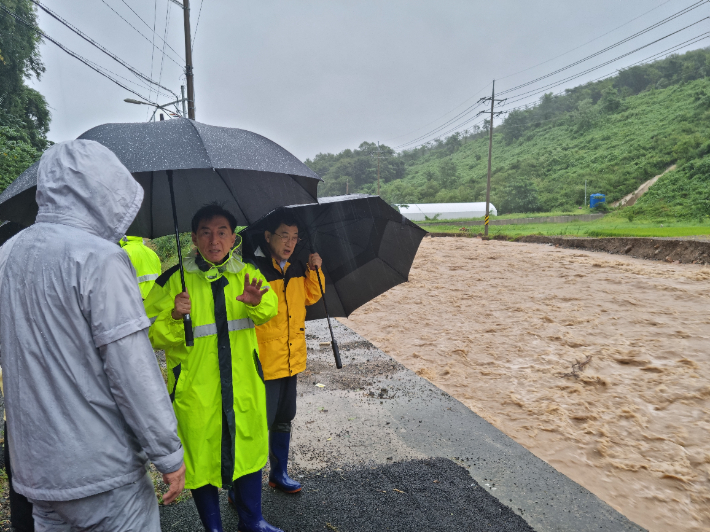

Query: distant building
[{"left": 397, "top": 202, "right": 497, "bottom": 221}]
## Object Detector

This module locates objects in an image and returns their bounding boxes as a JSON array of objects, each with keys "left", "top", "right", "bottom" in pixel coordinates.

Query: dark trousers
[
  {"left": 4, "top": 422, "right": 35, "bottom": 532},
  {"left": 265, "top": 376, "right": 298, "bottom": 433}
]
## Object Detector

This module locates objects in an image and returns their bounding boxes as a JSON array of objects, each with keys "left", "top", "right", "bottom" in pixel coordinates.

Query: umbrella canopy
[
  {"left": 239, "top": 194, "right": 427, "bottom": 320},
  {"left": 0, "top": 119, "right": 322, "bottom": 236}
]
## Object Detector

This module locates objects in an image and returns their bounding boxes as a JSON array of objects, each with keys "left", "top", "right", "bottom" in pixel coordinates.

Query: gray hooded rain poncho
[{"left": 0, "top": 140, "right": 183, "bottom": 503}]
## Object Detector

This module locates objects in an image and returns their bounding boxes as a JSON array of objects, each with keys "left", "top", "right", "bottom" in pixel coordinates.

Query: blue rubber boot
[
  {"left": 191, "top": 485, "right": 223, "bottom": 532},
  {"left": 227, "top": 471, "right": 283, "bottom": 532},
  {"left": 268, "top": 432, "right": 302, "bottom": 493}
]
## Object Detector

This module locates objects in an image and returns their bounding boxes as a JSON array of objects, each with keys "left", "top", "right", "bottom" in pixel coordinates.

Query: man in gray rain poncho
[{"left": 0, "top": 140, "right": 185, "bottom": 531}]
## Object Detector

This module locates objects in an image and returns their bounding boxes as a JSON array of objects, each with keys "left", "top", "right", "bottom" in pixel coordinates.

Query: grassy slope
[{"left": 379, "top": 79, "right": 710, "bottom": 216}]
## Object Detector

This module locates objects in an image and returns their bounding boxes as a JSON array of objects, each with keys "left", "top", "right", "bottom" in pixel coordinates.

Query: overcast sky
[{"left": 28, "top": 0, "right": 708, "bottom": 160}]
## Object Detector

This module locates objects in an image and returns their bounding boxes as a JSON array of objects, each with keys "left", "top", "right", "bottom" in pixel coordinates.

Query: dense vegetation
[
  {"left": 308, "top": 48, "right": 710, "bottom": 221},
  {"left": 0, "top": 0, "right": 50, "bottom": 190}
]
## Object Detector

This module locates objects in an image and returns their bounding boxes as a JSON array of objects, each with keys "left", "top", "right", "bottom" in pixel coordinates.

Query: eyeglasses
[{"left": 274, "top": 233, "right": 301, "bottom": 244}]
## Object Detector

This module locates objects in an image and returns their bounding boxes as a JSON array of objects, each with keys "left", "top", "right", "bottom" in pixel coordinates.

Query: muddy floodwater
[{"left": 341, "top": 237, "right": 710, "bottom": 532}]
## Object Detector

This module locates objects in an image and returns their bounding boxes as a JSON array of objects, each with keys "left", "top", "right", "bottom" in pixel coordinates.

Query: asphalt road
[{"left": 160, "top": 319, "right": 646, "bottom": 532}]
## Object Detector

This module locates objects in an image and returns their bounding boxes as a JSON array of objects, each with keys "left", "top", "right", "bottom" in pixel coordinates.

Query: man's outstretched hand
[
  {"left": 236, "top": 273, "right": 269, "bottom": 306},
  {"left": 162, "top": 463, "right": 186, "bottom": 505}
]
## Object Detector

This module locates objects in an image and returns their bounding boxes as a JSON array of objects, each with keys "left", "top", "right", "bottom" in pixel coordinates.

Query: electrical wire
[
  {"left": 382, "top": 82, "right": 491, "bottom": 143},
  {"left": 499, "top": 21, "right": 709, "bottom": 107},
  {"left": 147, "top": 0, "right": 158, "bottom": 118},
  {"left": 192, "top": 0, "right": 204, "bottom": 52},
  {"left": 395, "top": 99, "right": 488, "bottom": 149},
  {"left": 0, "top": 4, "right": 160, "bottom": 105},
  {"left": 402, "top": 32, "right": 710, "bottom": 152},
  {"left": 500, "top": 32, "right": 710, "bottom": 116},
  {"left": 387, "top": 0, "right": 709, "bottom": 149},
  {"left": 98, "top": 0, "right": 183, "bottom": 67},
  {"left": 117, "top": 0, "right": 185, "bottom": 62},
  {"left": 498, "top": 0, "right": 708, "bottom": 95},
  {"left": 156, "top": 1, "right": 171, "bottom": 99},
  {"left": 30, "top": 0, "right": 178, "bottom": 98},
  {"left": 496, "top": 0, "right": 675, "bottom": 81}
]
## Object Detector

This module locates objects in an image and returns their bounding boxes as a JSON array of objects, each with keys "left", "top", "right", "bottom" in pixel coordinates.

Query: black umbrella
[
  {"left": 239, "top": 194, "right": 427, "bottom": 368},
  {"left": 0, "top": 119, "right": 321, "bottom": 230},
  {"left": 0, "top": 118, "right": 323, "bottom": 345}
]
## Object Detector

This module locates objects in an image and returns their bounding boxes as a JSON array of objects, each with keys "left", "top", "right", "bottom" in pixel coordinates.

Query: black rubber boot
[
  {"left": 228, "top": 471, "right": 284, "bottom": 532},
  {"left": 191, "top": 485, "right": 223, "bottom": 532},
  {"left": 268, "top": 431, "right": 302, "bottom": 493}
]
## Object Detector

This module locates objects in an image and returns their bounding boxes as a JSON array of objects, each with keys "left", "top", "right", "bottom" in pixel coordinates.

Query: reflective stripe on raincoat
[
  {"left": 252, "top": 256, "right": 324, "bottom": 380},
  {"left": 144, "top": 252, "right": 277, "bottom": 489},
  {"left": 120, "top": 236, "right": 161, "bottom": 299}
]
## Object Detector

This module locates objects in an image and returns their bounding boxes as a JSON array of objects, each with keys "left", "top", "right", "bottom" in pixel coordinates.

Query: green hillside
[{"left": 308, "top": 48, "right": 710, "bottom": 221}]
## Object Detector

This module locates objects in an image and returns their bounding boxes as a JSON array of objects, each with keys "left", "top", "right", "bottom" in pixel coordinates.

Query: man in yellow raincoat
[
  {"left": 120, "top": 236, "right": 161, "bottom": 299},
  {"left": 144, "top": 203, "right": 282, "bottom": 532},
  {"left": 252, "top": 212, "right": 324, "bottom": 494}
]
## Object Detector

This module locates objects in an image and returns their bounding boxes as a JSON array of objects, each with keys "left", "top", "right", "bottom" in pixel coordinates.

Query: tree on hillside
[
  {"left": 599, "top": 87, "right": 622, "bottom": 114},
  {"left": 495, "top": 176, "right": 542, "bottom": 214},
  {"left": 0, "top": 0, "right": 49, "bottom": 189},
  {"left": 0, "top": 0, "right": 50, "bottom": 151},
  {"left": 308, "top": 142, "right": 404, "bottom": 197},
  {"left": 437, "top": 159, "right": 458, "bottom": 189},
  {"left": 502, "top": 109, "right": 528, "bottom": 144}
]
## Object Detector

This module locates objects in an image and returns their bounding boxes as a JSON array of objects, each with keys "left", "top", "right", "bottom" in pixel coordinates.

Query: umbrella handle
[
  {"left": 183, "top": 314, "right": 194, "bottom": 345},
  {"left": 314, "top": 265, "right": 342, "bottom": 370},
  {"left": 167, "top": 170, "right": 194, "bottom": 347}
]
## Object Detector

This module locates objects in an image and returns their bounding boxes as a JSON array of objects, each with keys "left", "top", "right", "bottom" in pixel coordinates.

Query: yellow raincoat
[
  {"left": 252, "top": 256, "right": 324, "bottom": 380},
  {"left": 120, "top": 236, "right": 161, "bottom": 299},
  {"left": 144, "top": 251, "right": 277, "bottom": 489}
]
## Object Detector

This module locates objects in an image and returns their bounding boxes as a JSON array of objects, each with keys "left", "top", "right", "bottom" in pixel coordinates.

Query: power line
[
  {"left": 98, "top": 0, "right": 183, "bottom": 67},
  {"left": 401, "top": 32, "right": 710, "bottom": 152},
  {"left": 395, "top": 99, "right": 488, "bottom": 149},
  {"left": 496, "top": 0, "right": 675, "bottom": 81},
  {"left": 498, "top": 0, "right": 708, "bottom": 96},
  {"left": 501, "top": 32, "right": 710, "bottom": 116},
  {"left": 148, "top": 0, "right": 158, "bottom": 118},
  {"left": 500, "top": 20, "right": 709, "bottom": 107},
  {"left": 382, "top": 82, "right": 491, "bottom": 143},
  {"left": 116, "top": 0, "right": 185, "bottom": 62},
  {"left": 192, "top": 0, "right": 204, "bottom": 51},
  {"left": 30, "top": 0, "right": 178, "bottom": 98},
  {"left": 0, "top": 4, "right": 160, "bottom": 105},
  {"left": 157, "top": 1, "right": 172, "bottom": 95},
  {"left": 388, "top": 1, "right": 706, "bottom": 150}
]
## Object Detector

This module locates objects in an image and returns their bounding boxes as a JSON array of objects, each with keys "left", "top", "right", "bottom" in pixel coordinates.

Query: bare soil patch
[{"left": 518, "top": 235, "right": 710, "bottom": 264}]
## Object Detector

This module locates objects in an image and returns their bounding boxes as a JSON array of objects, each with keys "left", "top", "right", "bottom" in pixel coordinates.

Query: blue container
[{"left": 590, "top": 193, "right": 606, "bottom": 209}]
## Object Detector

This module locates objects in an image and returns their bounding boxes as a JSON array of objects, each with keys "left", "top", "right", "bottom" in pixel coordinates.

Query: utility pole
[
  {"left": 346, "top": 178, "right": 349, "bottom": 194},
  {"left": 181, "top": 85, "right": 187, "bottom": 117},
  {"left": 479, "top": 81, "right": 506, "bottom": 237},
  {"left": 585, "top": 179, "right": 587, "bottom": 208},
  {"left": 377, "top": 142, "right": 381, "bottom": 196},
  {"left": 181, "top": 0, "right": 196, "bottom": 119},
  {"left": 367, "top": 143, "right": 390, "bottom": 196}
]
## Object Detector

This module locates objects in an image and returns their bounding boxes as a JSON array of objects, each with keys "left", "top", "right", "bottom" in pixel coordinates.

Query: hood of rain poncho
[
  {"left": 35, "top": 140, "right": 144, "bottom": 243},
  {"left": 184, "top": 241, "right": 244, "bottom": 283}
]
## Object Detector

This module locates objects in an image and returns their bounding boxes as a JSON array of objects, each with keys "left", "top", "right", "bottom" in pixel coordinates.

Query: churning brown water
[{"left": 341, "top": 237, "right": 710, "bottom": 532}]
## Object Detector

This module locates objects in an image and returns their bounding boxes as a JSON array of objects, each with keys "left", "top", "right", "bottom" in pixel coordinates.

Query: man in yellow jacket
[
  {"left": 252, "top": 212, "right": 324, "bottom": 494},
  {"left": 120, "top": 236, "right": 161, "bottom": 299},
  {"left": 144, "top": 204, "right": 282, "bottom": 532}
]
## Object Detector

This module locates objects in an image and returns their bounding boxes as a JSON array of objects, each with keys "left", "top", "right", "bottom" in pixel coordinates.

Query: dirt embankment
[{"left": 517, "top": 235, "right": 710, "bottom": 265}]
